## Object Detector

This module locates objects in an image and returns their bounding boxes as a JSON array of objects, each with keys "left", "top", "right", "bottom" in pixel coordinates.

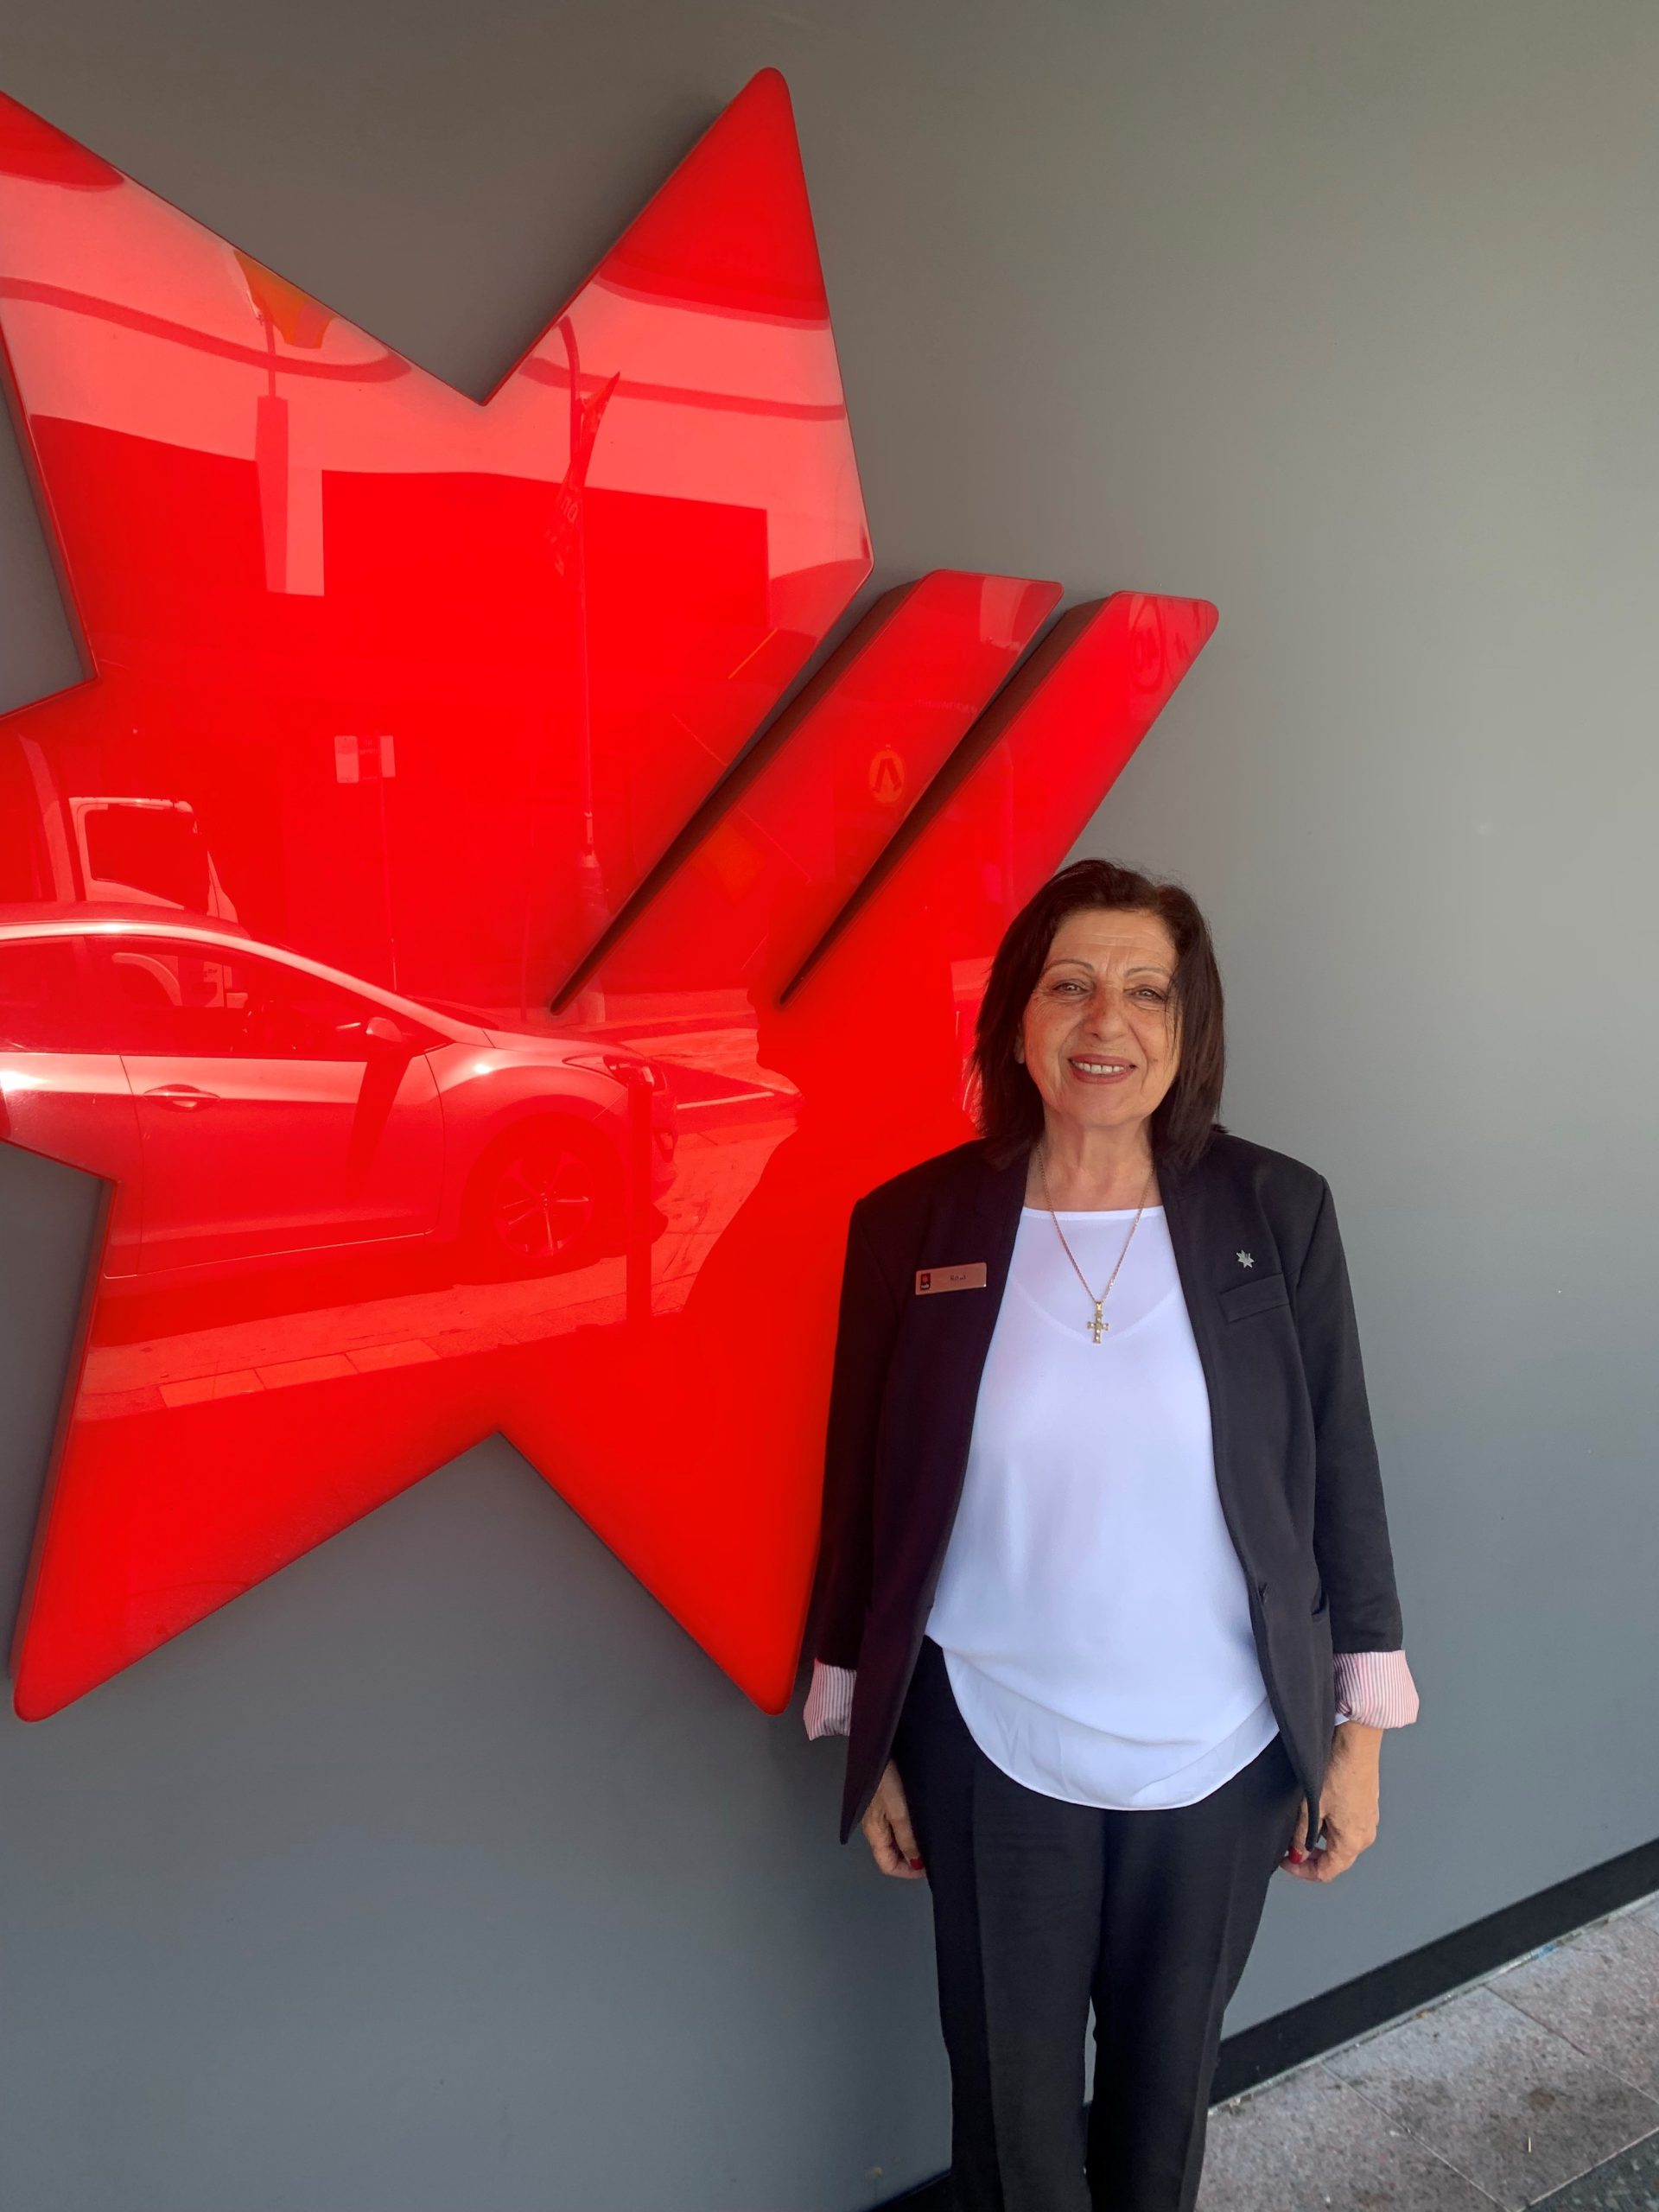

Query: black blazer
[{"left": 807, "top": 1127, "right": 1407, "bottom": 1846}]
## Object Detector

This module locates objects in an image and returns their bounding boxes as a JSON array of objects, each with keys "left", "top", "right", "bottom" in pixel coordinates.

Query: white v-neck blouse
[{"left": 918, "top": 1203, "right": 1282, "bottom": 1808}]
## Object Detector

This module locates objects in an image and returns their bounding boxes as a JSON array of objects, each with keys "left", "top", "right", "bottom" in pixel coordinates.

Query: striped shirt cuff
[
  {"left": 1333, "top": 1648, "right": 1420, "bottom": 1728},
  {"left": 803, "top": 1658, "right": 855, "bottom": 1738}
]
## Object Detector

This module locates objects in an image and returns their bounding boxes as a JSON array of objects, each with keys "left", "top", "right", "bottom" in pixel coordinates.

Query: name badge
[{"left": 914, "top": 1262, "right": 988, "bottom": 1295}]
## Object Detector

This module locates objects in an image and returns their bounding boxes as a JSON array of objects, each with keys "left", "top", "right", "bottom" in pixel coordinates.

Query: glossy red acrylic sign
[{"left": 0, "top": 72, "right": 1216, "bottom": 1717}]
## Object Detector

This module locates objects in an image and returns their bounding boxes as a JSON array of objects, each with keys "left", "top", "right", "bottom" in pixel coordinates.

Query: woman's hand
[
  {"left": 1280, "top": 1721, "right": 1382, "bottom": 1883},
  {"left": 861, "top": 1760, "right": 927, "bottom": 1878}
]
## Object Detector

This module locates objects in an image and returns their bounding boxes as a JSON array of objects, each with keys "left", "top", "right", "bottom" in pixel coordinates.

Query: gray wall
[{"left": 2, "top": 3, "right": 1656, "bottom": 2206}]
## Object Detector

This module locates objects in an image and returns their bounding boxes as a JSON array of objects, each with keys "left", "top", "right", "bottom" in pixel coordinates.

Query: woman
[{"left": 803, "top": 858, "right": 1419, "bottom": 2212}]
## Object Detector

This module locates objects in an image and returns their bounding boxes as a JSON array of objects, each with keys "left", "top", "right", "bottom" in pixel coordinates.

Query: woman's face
[{"left": 1017, "top": 906, "right": 1182, "bottom": 1139}]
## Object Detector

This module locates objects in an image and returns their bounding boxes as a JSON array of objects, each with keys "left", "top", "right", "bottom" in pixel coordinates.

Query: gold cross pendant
[{"left": 1091, "top": 1302, "right": 1108, "bottom": 1343}]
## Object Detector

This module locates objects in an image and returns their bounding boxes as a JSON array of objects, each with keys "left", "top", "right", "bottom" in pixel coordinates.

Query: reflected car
[{"left": 0, "top": 909, "right": 677, "bottom": 1284}]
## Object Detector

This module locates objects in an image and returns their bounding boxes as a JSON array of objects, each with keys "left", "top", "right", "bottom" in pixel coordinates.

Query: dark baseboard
[
  {"left": 874, "top": 1834, "right": 1659, "bottom": 2211},
  {"left": 876, "top": 2174, "right": 953, "bottom": 2209},
  {"left": 1211, "top": 1832, "right": 1659, "bottom": 2101}
]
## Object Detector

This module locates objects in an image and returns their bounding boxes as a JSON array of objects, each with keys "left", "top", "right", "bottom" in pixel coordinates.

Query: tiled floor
[
  {"left": 1529, "top": 2130, "right": 1659, "bottom": 2210},
  {"left": 1198, "top": 1890, "right": 1659, "bottom": 2211}
]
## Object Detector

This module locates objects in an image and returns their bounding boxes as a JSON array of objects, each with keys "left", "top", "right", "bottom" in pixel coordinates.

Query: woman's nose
[{"left": 1081, "top": 988, "right": 1130, "bottom": 1035}]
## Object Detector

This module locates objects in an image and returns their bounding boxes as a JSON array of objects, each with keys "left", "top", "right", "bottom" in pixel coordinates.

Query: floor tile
[
  {"left": 1198, "top": 2062, "right": 1497, "bottom": 2212},
  {"left": 1529, "top": 2126, "right": 1659, "bottom": 2210},
  {"left": 1325, "top": 1986, "right": 1659, "bottom": 2210},
  {"left": 1491, "top": 1919, "right": 1659, "bottom": 2100}
]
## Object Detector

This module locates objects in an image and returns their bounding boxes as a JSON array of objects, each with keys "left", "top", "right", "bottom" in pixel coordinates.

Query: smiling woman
[
  {"left": 974, "top": 855, "right": 1226, "bottom": 1177},
  {"left": 804, "top": 855, "right": 1420, "bottom": 2212}
]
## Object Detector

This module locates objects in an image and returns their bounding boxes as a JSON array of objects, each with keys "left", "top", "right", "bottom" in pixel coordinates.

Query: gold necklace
[{"left": 1039, "top": 1153, "right": 1156, "bottom": 1343}]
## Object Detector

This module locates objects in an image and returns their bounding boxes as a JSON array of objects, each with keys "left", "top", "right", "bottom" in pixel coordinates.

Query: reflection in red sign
[{"left": 0, "top": 72, "right": 1216, "bottom": 1718}]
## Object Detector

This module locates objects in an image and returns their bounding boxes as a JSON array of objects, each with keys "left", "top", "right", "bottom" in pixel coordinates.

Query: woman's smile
[{"left": 1066, "top": 1054, "right": 1135, "bottom": 1084}]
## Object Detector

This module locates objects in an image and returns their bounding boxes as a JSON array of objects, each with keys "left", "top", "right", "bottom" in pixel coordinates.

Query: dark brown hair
[{"left": 971, "top": 858, "right": 1225, "bottom": 1171}]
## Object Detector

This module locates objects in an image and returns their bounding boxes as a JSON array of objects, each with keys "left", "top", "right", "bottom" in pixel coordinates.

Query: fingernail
[
  {"left": 1288, "top": 1848, "right": 1305, "bottom": 1862},
  {"left": 909, "top": 1858, "right": 925, "bottom": 1870}
]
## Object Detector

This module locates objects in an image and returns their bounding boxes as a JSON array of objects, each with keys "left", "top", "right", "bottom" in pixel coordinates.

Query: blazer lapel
[
  {"left": 1160, "top": 1145, "right": 1253, "bottom": 1580},
  {"left": 938, "top": 1139, "right": 1030, "bottom": 1351},
  {"left": 899, "top": 1142, "right": 1030, "bottom": 1588}
]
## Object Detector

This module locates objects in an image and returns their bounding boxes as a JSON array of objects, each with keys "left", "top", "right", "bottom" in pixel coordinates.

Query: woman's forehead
[{"left": 1045, "top": 910, "right": 1175, "bottom": 965}]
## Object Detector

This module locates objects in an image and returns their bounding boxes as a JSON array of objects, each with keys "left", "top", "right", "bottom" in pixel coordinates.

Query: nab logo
[
  {"left": 868, "top": 746, "right": 906, "bottom": 807},
  {"left": 0, "top": 73, "right": 1213, "bottom": 1720}
]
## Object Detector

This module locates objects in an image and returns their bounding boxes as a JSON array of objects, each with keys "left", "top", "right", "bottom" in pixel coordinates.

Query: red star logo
[{"left": 0, "top": 71, "right": 1215, "bottom": 1719}]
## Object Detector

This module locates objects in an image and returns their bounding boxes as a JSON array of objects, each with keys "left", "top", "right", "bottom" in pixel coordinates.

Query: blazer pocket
[{"left": 1219, "top": 1272, "right": 1291, "bottom": 1322}]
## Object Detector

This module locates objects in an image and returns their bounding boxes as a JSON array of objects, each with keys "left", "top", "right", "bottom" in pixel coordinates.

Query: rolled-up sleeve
[
  {"left": 1333, "top": 1648, "right": 1420, "bottom": 1727},
  {"left": 803, "top": 1659, "right": 856, "bottom": 1738}
]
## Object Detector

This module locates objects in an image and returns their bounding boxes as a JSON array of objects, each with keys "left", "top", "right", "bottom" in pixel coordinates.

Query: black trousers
[{"left": 890, "top": 1636, "right": 1306, "bottom": 2212}]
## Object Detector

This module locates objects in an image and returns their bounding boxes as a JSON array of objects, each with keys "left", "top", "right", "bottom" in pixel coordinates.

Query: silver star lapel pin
[{"left": 1236, "top": 1250, "right": 1255, "bottom": 1269}]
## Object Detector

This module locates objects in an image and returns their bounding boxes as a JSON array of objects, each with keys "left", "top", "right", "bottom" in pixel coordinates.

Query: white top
[{"left": 921, "top": 1204, "right": 1281, "bottom": 1808}]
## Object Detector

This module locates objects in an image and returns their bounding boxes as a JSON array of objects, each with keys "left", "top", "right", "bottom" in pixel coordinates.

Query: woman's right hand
[{"left": 861, "top": 1760, "right": 927, "bottom": 1878}]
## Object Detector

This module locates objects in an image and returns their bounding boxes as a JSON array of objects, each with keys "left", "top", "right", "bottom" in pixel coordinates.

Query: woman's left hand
[{"left": 1280, "top": 1721, "right": 1382, "bottom": 1882}]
